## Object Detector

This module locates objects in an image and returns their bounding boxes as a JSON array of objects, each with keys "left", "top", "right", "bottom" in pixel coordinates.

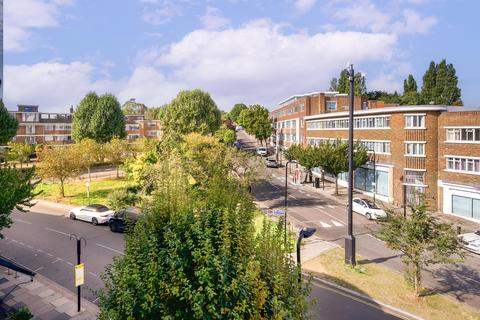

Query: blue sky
[{"left": 4, "top": 0, "right": 480, "bottom": 112}]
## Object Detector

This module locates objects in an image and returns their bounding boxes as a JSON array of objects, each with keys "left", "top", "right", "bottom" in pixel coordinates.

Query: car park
[
  {"left": 256, "top": 147, "right": 268, "bottom": 156},
  {"left": 109, "top": 208, "right": 140, "bottom": 233},
  {"left": 265, "top": 158, "right": 279, "bottom": 168},
  {"left": 458, "top": 231, "right": 480, "bottom": 255},
  {"left": 350, "top": 198, "right": 387, "bottom": 220},
  {"left": 69, "top": 204, "right": 115, "bottom": 225}
]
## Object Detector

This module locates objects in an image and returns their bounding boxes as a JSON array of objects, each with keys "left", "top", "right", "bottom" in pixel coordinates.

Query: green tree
[
  {"left": 72, "top": 139, "right": 103, "bottom": 183},
  {"left": 0, "top": 166, "right": 38, "bottom": 238},
  {"left": 354, "top": 72, "right": 367, "bottom": 96},
  {"left": 215, "top": 125, "right": 236, "bottom": 145},
  {"left": 403, "top": 74, "right": 418, "bottom": 94},
  {"left": 144, "top": 106, "right": 165, "bottom": 120},
  {"left": 107, "top": 189, "right": 138, "bottom": 212},
  {"left": 104, "top": 137, "right": 129, "bottom": 178},
  {"left": 238, "top": 105, "right": 272, "bottom": 146},
  {"left": 434, "top": 60, "right": 462, "bottom": 105},
  {"left": 72, "top": 92, "right": 126, "bottom": 143},
  {"left": 229, "top": 103, "right": 248, "bottom": 123},
  {"left": 318, "top": 141, "right": 368, "bottom": 195},
  {"left": 337, "top": 69, "right": 349, "bottom": 94},
  {"left": 160, "top": 89, "right": 221, "bottom": 136},
  {"left": 7, "top": 143, "right": 35, "bottom": 168},
  {"left": 37, "top": 147, "right": 80, "bottom": 197},
  {"left": 377, "top": 198, "right": 464, "bottom": 296},
  {"left": 421, "top": 61, "right": 437, "bottom": 104},
  {"left": 402, "top": 75, "right": 420, "bottom": 105},
  {"left": 293, "top": 145, "right": 322, "bottom": 183},
  {"left": 0, "top": 101, "right": 19, "bottom": 145},
  {"left": 335, "top": 70, "right": 366, "bottom": 96},
  {"left": 329, "top": 77, "right": 338, "bottom": 91}
]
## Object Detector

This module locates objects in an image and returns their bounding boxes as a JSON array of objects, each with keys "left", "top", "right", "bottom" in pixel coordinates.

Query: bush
[{"left": 9, "top": 307, "right": 33, "bottom": 320}]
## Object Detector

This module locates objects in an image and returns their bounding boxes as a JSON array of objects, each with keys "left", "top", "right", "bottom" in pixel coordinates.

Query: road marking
[
  {"left": 13, "top": 218, "right": 32, "bottom": 225},
  {"left": 96, "top": 243, "right": 124, "bottom": 255},
  {"left": 289, "top": 194, "right": 298, "bottom": 200},
  {"left": 26, "top": 245, "right": 34, "bottom": 249},
  {"left": 11, "top": 239, "right": 18, "bottom": 243},
  {"left": 268, "top": 182, "right": 281, "bottom": 191},
  {"left": 314, "top": 206, "right": 346, "bottom": 225},
  {"left": 34, "top": 267, "right": 44, "bottom": 272},
  {"left": 47, "top": 253, "right": 54, "bottom": 257},
  {"left": 51, "top": 258, "right": 63, "bottom": 264},
  {"left": 18, "top": 241, "right": 25, "bottom": 246},
  {"left": 327, "top": 205, "right": 336, "bottom": 209},
  {"left": 299, "top": 190, "right": 306, "bottom": 194},
  {"left": 45, "top": 227, "right": 71, "bottom": 237},
  {"left": 319, "top": 221, "right": 332, "bottom": 228},
  {"left": 67, "top": 262, "right": 74, "bottom": 266},
  {"left": 331, "top": 220, "right": 344, "bottom": 227},
  {"left": 36, "top": 249, "right": 44, "bottom": 253},
  {"left": 89, "top": 272, "right": 99, "bottom": 277},
  {"left": 92, "top": 297, "right": 100, "bottom": 304}
]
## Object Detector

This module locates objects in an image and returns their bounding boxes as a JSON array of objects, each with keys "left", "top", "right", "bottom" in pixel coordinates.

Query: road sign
[{"left": 75, "top": 263, "right": 84, "bottom": 287}]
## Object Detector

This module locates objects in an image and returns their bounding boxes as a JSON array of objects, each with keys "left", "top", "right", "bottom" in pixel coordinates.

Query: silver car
[{"left": 458, "top": 231, "right": 480, "bottom": 255}]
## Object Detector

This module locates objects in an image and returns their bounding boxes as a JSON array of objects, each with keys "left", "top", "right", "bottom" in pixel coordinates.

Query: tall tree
[
  {"left": 421, "top": 61, "right": 437, "bottom": 104},
  {"left": 72, "top": 139, "right": 103, "bottom": 182},
  {"left": 293, "top": 145, "right": 322, "bottom": 183},
  {"left": 37, "top": 147, "right": 81, "bottom": 197},
  {"left": 329, "top": 77, "right": 338, "bottom": 91},
  {"left": 318, "top": 141, "right": 368, "bottom": 195},
  {"left": 7, "top": 143, "right": 35, "bottom": 168},
  {"left": 104, "top": 137, "right": 129, "bottom": 178},
  {"left": 354, "top": 72, "right": 367, "bottom": 96},
  {"left": 237, "top": 105, "right": 272, "bottom": 146},
  {"left": 72, "top": 92, "right": 126, "bottom": 143},
  {"left": 337, "top": 69, "right": 349, "bottom": 94},
  {"left": 0, "top": 101, "right": 19, "bottom": 145},
  {"left": 377, "top": 197, "right": 464, "bottom": 296},
  {"left": 215, "top": 125, "right": 236, "bottom": 145},
  {"left": 229, "top": 103, "right": 248, "bottom": 123},
  {"left": 0, "top": 166, "right": 38, "bottom": 237},
  {"left": 434, "top": 60, "right": 462, "bottom": 105},
  {"left": 160, "top": 89, "right": 221, "bottom": 136},
  {"left": 404, "top": 74, "right": 418, "bottom": 93}
]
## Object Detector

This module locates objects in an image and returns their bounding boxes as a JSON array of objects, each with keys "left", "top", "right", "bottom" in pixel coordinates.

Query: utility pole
[{"left": 345, "top": 64, "right": 356, "bottom": 266}]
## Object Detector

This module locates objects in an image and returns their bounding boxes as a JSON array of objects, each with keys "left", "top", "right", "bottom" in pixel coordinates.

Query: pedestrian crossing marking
[
  {"left": 327, "top": 205, "right": 335, "bottom": 209},
  {"left": 331, "top": 220, "right": 344, "bottom": 227},
  {"left": 319, "top": 221, "right": 332, "bottom": 228}
]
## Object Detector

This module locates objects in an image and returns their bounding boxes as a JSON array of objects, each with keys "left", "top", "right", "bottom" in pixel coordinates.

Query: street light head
[{"left": 300, "top": 227, "right": 316, "bottom": 239}]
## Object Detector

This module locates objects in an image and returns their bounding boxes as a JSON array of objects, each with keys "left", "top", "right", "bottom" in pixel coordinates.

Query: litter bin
[{"left": 315, "top": 177, "right": 320, "bottom": 188}]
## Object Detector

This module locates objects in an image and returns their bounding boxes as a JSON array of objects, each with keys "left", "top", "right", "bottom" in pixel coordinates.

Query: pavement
[{"left": 0, "top": 267, "right": 97, "bottom": 319}]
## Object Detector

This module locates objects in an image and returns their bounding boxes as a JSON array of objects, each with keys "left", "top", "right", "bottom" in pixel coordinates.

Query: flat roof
[{"left": 277, "top": 91, "right": 340, "bottom": 107}]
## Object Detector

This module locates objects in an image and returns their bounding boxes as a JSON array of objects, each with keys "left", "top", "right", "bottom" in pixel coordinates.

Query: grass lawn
[
  {"left": 35, "top": 178, "right": 130, "bottom": 206},
  {"left": 303, "top": 247, "right": 480, "bottom": 320}
]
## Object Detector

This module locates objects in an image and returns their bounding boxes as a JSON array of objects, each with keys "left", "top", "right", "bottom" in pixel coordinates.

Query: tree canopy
[
  {"left": 0, "top": 101, "right": 19, "bottom": 145},
  {"left": 229, "top": 103, "right": 248, "bottom": 122},
  {"left": 333, "top": 69, "right": 366, "bottom": 96},
  {"left": 72, "top": 92, "right": 126, "bottom": 143},
  {"left": 237, "top": 105, "right": 272, "bottom": 145},
  {"left": 160, "top": 89, "right": 221, "bottom": 136}
]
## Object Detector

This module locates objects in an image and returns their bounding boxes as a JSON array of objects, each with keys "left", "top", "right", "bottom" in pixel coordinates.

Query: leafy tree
[
  {"left": 121, "top": 99, "right": 146, "bottom": 115},
  {"left": 215, "top": 125, "right": 236, "bottom": 145},
  {"left": 337, "top": 69, "right": 349, "bottom": 94},
  {"left": 377, "top": 198, "right": 464, "bottom": 296},
  {"left": 401, "top": 92, "right": 421, "bottom": 105},
  {"left": 421, "top": 60, "right": 462, "bottom": 105},
  {"left": 122, "top": 150, "right": 159, "bottom": 194},
  {"left": 104, "top": 137, "right": 129, "bottom": 178},
  {"left": 237, "top": 105, "right": 272, "bottom": 146},
  {"left": 366, "top": 90, "right": 402, "bottom": 104},
  {"left": 403, "top": 74, "right": 418, "bottom": 94},
  {"left": 229, "top": 103, "right": 248, "bottom": 122},
  {"left": 318, "top": 141, "right": 368, "bottom": 195},
  {"left": 144, "top": 106, "right": 165, "bottom": 120},
  {"left": 37, "top": 147, "right": 80, "bottom": 197},
  {"left": 0, "top": 166, "right": 38, "bottom": 238},
  {"left": 160, "top": 89, "right": 221, "bottom": 136},
  {"left": 329, "top": 77, "right": 338, "bottom": 91},
  {"left": 7, "top": 143, "right": 35, "bottom": 168},
  {"left": 107, "top": 189, "right": 138, "bottom": 212},
  {"left": 292, "top": 145, "right": 322, "bottom": 183},
  {"left": 421, "top": 61, "right": 437, "bottom": 104},
  {"left": 72, "top": 139, "right": 103, "bottom": 183},
  {"left": 335, "top": 70, "right": 366, "bottom": 96},
  {"left": 72, "top": 92, "right": 126, "bottom": 143},
  {"left": 0, "top": 101, "right": 18, "bottom": 145}
]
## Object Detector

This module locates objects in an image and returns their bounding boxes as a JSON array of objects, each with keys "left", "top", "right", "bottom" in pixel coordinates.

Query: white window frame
[
  {"left": 445, "top": 127, "right": 480, "bottom": 144},
  {"left": 405, "top": 114, "right": 426, "bottom": 129},
  {"left": 405, "top": 142, "right": 426, "bottom": 157},
  {"left": 445, "top": 155, "right": 480, "bottom": 175},
  {"left": 326, "top": 101, "right": 337, "bottom": 110}
]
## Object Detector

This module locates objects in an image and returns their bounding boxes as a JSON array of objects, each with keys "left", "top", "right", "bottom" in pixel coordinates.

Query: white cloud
[
  {"left": 5, "top": 20, "right": 399, "bottom": 111},
  {"left": 200, "top": 6, "right": 230, "bottom": 30},
  {"left": 294, "top": 0, "right": 317, "bottom": 14},
  {"left": 400, "top": 9, "right": 437, "bottom": 34},
  {"left": 4, "top": 0, "right": 74, "bottom": 52}
]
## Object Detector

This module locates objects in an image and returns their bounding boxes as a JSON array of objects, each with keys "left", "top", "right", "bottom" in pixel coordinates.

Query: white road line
[
  {"left": 89, "top": 272, "right": 98, "bottom": 277},
  {"left": 331, "top": 220, "right": 344, "bottom": 227},
  {"left": 37, "top": 249, "right": 44, "bottom": 253},
  {"left": 18, "top": 241, "right": 25, "bottom": 246},
  {"left": 45, "top": 227, "right": 71, "bottom": 237},
  {"left": 51, "top": 258, "right": 63, "bottom": 264},
  {"left": 289, "top": 194, "right": 298, "bottom": 200},
  {"left": 314, "top": 206, "right": 346, "bottom": 225},
  {"left": 47, "top": 253, "right": 54, "bottom": 257},
  {"left": 11, "top": 239, "right": 18, "bottom": 243},
  {"left": 268, "top": 182, "right": 281, "bottom": 191},
  {"left": 299, "top": 190, "right": 306, "bottom": 194},
  {"left": 96, "top": 243, "right": 124, "bottom": 255},
  {"left": 319, "top": 221, "right": 332, "bottom": 228},
  {"left": 67, "top": 262, "right": 74, "bottom": 266},
  {"left": 327, "top": 205, "right": 336, "bottom": 209},
  {"left": 13, "top": 218, "right": 32, "bottom": 225},
  {"left": 34, "top": 267, "right": 44, "bottom": 272}
]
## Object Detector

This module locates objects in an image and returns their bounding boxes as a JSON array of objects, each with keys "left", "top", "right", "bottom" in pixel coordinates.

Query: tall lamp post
[
  {"left": 284, "top": 160, "right": 297, "bottom": 245},
  {"left": 296, "top": 227, "right": 317, "bottom": 282},
  {"left": 372, "top": 149, "right": 376, "bottom": 204},
  {"left": 345, "top": 64, "right": 356, "bottom": 266}
]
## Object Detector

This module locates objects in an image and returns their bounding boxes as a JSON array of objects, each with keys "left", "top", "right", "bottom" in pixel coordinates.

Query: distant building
[{"left": 270, "top": 91, "right": 480, "bottom": 222}]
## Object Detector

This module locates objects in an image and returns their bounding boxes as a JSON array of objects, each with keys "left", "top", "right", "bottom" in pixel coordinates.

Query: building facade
[{"left": 270, "top": 91, "right": 480, "bottom": 221}]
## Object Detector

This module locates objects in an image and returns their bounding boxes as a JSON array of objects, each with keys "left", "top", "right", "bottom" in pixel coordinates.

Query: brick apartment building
[
  {"left": 7, "top": 102, "right": 161, "bottom": 144},
  {"left": 270, "top": 91, "right": 480, "bottom": 222}
]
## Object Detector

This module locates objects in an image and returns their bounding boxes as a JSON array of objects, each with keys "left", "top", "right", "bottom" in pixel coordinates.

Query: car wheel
[
  {"left": 109, "top": 221, "right": 117, "bottom": 232},
  {"left": 92, "top": 218, "right": 99, "bottom": 226},
  {"left": 69, "top": 213, "right": 76, "bottom": 220},
  {"left": 365, "top": 213, "right": 372, "bottom": 220}
]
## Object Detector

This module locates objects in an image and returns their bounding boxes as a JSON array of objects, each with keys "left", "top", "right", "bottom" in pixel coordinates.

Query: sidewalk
[{"left": 0, "top": 267, "right": 98, "bottom": 320}]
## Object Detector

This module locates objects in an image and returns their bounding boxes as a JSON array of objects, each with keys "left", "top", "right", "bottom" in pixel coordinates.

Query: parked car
[
  {"left": 265, "top": 158, "right": 279, "bottom": 168},
  {"left": 350, "top": 198, "right": 387, "bottom": 220},
  {"left": 69, "top": 204, "right": 114, "bottom": 225},
  {"left": 256, "top": 147, "right": 268, "bottom": 156},
  {"left": 109, "top": 208, "right": 140, "bottom": 233},
  {"left": 458, "top": 231, "right": 480, "bottom": 255},
  {"left": 235, "top": 125, "right": 244, "bottom": 131}
]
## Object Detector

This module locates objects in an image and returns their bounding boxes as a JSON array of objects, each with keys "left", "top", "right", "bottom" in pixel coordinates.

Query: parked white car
[
  {"left": 69, "top": 204, "right": 115, "bottom": 225},
  {"left": 256, "top": 147, "right": 268, "bottom": 156},
  {"left": 351, "top": 198, "right": 387, "bottom": 220},
  {"left": 458, "top": 231, "right": 480, "bottom": 255}
]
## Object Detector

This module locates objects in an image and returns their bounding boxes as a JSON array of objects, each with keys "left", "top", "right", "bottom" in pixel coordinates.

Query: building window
[
  {"left": 446, "top": 128, "right": 480, "bottom": 143},
  {"left": 446, "top": 156, "right": 480, "bottom": 174},
  {"left": 405, "top": 115, "right": 425, "bottom": 128},
  {"left": 45, "top": 125, "right": 55, "bottom": 131},
  {"left": 45, "top": 135, "right": 54, "bottom": 142},
  {"left": 405, "top": 143, "right": 425, "bottom": 156},
  {"left": 404, "top": 170, "right": 425, "bottom": 185},
  {"left": 301, "top": 104, "right": 305, "bottom": 111},
  {"left": 291, "top": 120, "right": 296, "bottom": 128},
  {"left": 452, "top": 195, "right": 480, "bottom": 220},
  {"left": 127, "top": 134, "right": 141, "bottom": 140},
  {"left": 300, "top": 118, "right": 304, "bottom": 128},
  {"left": 307, "top": 116, "right": 390, "bottom": 130},
  {"left": 326, "top": 101, "right": 337, "bottom": 110},
  {"left": 359, "top": 140, "right": 391, "bottom": 154},
  {"left": 294, "top": 106, "right": 298, "bottom": 112},
  {"left": 22, "top": 113, "right": 38, "bottom": 122}
]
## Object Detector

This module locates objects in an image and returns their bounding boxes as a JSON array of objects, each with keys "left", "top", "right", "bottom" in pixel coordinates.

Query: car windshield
[
  {"left": 87, "top": 204, "right": 109, "bottom": 212},
  {"left": 363, "top": 199, "right": 380, "bottom": 209}
]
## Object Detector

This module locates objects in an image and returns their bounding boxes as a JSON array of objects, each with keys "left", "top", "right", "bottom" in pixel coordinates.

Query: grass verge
[
  {"left": 303, "top": 247, "right": 480, "bottom": 320},
  {"left": 35, "top": 178, "right": 130, "bottom": 206}
]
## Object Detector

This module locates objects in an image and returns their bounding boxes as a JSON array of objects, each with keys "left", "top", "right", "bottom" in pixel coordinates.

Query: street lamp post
[
  {"left": 372, "top": 149, "right": 376, "bottom": 204},
  {"left": 284, "top": 160, "right": 297, "bottom": 246},
  {"left": 345, "top": 64, "right": 356, "bottom": 266},
  {"left": 296, "top": 227, "right": 317, "bottom": 282}
]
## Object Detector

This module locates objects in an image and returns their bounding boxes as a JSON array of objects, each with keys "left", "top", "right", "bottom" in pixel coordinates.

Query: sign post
[{"left": 70, "top": 235, "right": 86, "bottom": 312}]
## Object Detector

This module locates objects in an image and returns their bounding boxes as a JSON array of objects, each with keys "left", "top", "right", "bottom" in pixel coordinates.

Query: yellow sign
[{"left": 75, "top": 263, "right": 84, "bottom": 287}]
